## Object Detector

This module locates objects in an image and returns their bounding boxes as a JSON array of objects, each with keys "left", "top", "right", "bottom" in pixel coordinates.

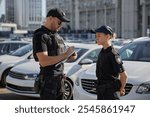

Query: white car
[
  {"left": 6, "top": 42, "right": 102, "bottom": 99},
  {"left": 0, "top": 40, "right": 30, "bottom": 55},
  {"left": 0, "top": 44, "right": 32, "bottom": 86},
  {"left": 73, "top": 37, "right": 150, "bottom": 100}
]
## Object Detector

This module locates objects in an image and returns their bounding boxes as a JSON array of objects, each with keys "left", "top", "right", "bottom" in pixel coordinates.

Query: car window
[
  {"left": 119, "top": 43, "right": 137, "bottom": 60},
  {"left": 11, "top": 44, "right": 32, "bottom": 57},
  {"left": 10, "top": 43, "right": 27, "bottom": 53},
  {"left": 81, "top": 48, "right": 100, "bottom": 62},
  {"left": 137, "top": 42, "right": 150, "bottom": 62},
  {"left": 0, "top": 43, "right": 9, "bottom": 55},
  {"left": 119, "top": 41, "right": 150, "bottom": 62}
]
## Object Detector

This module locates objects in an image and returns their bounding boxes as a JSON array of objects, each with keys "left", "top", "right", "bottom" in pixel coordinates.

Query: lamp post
[
  {"left": 112, "top": 0, "right": 118, "bottom": 33},
  {"left": 104, "top": 3, "right": 107, "bottom": 25}
]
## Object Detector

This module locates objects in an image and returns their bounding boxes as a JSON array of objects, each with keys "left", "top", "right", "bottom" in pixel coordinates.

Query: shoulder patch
[
  {"left": 115, "top": 55, "right": 122, "bottom": 64},
  {"left": 112, "top": 48, "right": 118, "bottom": 55},
  {"left": 43, "top": 34, "right": 49, "bottom": 39}
]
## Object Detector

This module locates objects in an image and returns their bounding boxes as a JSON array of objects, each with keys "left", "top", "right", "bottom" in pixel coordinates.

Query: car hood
[
  {"left": 11, "top": 61, "right": 40, "bottom": 74},
  {"left": 82, "top": 61, "right": 150, "bottom": 85},
  {"left": 11, "top": 61, "right": 77, "bottom": 76},
  {"left": 64, "top": 62, "right": 75, "bottom": 74},
  {"left": 0, "top": 55, "right": 21, "bottom": 62}
]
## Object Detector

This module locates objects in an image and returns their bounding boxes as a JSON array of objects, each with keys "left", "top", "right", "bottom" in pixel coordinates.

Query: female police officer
[{"left": 94, "top": 25, "right": 127, "bottom": 100}]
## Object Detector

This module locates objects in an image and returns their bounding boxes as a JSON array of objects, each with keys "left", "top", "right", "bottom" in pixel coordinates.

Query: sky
[
  {"left": 42, "top": 0, "right": 46, "bottom": 17},
  {"left": 0, "top": 0, "right": 5, "bottom": 16},
  {"left": 0, "top": 0, "right": 46, "bottom": 17}
]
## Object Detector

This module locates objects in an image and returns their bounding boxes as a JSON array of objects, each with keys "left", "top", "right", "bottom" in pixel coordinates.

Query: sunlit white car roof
[
  {"left": 65, "top": 42, "right": 100, "bottom": 49},
  {"left": 0, "top": 40, "right": 30, "bottom": 44},
  {"left": 133, "top": 37, "right": 150, "bottom": 42}
]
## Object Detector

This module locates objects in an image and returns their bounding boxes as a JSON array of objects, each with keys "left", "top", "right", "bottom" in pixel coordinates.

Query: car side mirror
[
  {"left": 28, "top": 54, "right": 33, "bottom": 59},
  {"left": 79, "top": 59, "right": 93, "bottom": 65}
]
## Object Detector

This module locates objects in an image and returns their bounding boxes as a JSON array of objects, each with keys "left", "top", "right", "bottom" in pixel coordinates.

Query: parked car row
[
  {"left": 2, "top": 37, "right": 150, "bottom": 100},
  {"left": 0, "top": 40, "right": 30, "bottom": 55}
]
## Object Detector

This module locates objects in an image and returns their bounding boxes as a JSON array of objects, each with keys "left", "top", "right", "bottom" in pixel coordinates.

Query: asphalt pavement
[{"left": 0, "top": 86, "right": 38, "bottom": 100}]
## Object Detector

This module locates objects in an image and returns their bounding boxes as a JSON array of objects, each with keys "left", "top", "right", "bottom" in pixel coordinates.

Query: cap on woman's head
[{"left": 94, "top": 25, "right": 113, "bottom": 36}]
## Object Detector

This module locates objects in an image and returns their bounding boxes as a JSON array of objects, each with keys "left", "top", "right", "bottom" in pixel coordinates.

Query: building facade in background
[
  {"left": 46, "top": 0, "right": 150, "bottom": 38},
  {"left": 46, "top": 0, "right": 121, "bottom": 37},
  {"left": 5, "top": 0, "right": 15, "bottom": 23},
  {"left": 14, "top": 0, "right": 42, "bottom": 31},
  {"left": 0, "top": 0, "right": 6, "bottom": 22},
  {"left": 1, "top": 0, "right": 150, "bottom": 38},
  {"left": 141, "top": 0, "right": 150, "bottom": 37}
]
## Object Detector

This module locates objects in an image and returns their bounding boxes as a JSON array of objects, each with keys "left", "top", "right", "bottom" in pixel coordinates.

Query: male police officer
[{"left": 33, "top": 8, "right": 77, "bottom": 100}]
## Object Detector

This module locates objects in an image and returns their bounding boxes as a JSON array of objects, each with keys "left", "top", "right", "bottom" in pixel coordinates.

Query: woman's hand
[{"left": 120, "top": 88, "right": 125, "bottom": 96}]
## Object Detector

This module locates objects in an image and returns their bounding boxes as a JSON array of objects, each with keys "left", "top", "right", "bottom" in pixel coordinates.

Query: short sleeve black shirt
[
  {"left": 96, "top": 46, "right": 125, "bottom": 81},
  {"left": 32, "top": 26, "right": 65, "bottom": 77}
]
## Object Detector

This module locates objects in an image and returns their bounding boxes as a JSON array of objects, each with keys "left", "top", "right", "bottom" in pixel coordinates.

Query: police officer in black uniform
[
  {"left": 32, "top": 8, "right": 77, "bottom": 100},
  {"left": 94, "top": 25, "right": 127, "bottom": 100}
]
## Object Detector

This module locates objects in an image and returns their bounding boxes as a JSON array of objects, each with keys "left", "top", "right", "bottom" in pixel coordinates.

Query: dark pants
[
  {"left": 96, "top": 80, "right": 120, "bottom": 100},
  {"left": 97, "top": 87, "right": 119, "bottom": 100},
  {"left": 40, "top": 75, "right": 64, "bottom": 100}
]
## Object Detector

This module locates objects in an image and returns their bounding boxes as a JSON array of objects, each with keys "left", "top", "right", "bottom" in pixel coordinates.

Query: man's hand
[
  {"left": 64, "top": 46, "right": 75, "bottom": 57},
  {"left": 67, "top": 52, "right": 77, "bottom": 62}
]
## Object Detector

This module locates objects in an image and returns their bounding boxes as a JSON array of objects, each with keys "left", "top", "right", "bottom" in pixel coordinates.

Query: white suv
[{"left": 73, "top": 37, "right": 150, "bottom": 100}]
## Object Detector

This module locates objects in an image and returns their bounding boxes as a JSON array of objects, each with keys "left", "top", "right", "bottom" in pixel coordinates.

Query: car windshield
[
  {"left": 119, "top": 41, "right": 150, "bottom": 62},
  {"left": 67, "top": 48, "right": 88, "bottom": 63},
  {"left": 10, "top": 44, "right": 32, "bottom": 57}
]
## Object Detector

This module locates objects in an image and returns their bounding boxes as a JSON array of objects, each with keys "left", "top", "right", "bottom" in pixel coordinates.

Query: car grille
[
  {"left": 125, "top": 83, "right": 133, "bottom": 95},
  {"left": 81, "top": 79, "right": 97, "bottom": 94},
  {"left": 9, "top": 71, "right": 26, "bottom": 80},
  {"left": 6, "top": 83, "right": 36, "bottom": 93},
  {"left": 81, "top": 79, "right": 133, "bottom": 95}
]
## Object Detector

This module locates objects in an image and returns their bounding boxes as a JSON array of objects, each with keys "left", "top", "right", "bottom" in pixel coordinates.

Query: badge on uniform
[
  {"left": 115, "top": 55, "right": 122, "bottom": 64},
  {"left": 112, "top": 48, "right": 122, "bottom": 64}
]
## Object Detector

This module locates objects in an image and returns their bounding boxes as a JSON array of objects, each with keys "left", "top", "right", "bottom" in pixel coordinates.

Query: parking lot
[{"left": 0, "top": 86, "right": 37, "bottom": 100}]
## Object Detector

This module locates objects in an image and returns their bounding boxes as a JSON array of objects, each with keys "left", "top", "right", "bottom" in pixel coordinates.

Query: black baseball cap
[
  {"left": 91, "top": 25, "right": 113, "bottom": 36},
  {"left": 46, "top": 8, "right": 70, "bottom": 22}
]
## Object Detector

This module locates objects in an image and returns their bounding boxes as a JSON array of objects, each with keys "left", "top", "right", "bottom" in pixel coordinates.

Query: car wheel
[
  {"left": 1, "top": 69, "right": 11, "bottom": 87},
  {"left": 63, "top": 79, "right": 73, "bottom": 100}
]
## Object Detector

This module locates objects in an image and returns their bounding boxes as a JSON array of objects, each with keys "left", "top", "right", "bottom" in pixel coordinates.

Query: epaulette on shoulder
[
  {"left": 111, "top": 47, "right": 118, "bottom": 55},
  {"left": 43, "top": 34, "right": 49, "bottom": 39}
]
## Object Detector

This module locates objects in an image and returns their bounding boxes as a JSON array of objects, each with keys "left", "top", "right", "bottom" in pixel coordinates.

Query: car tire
[
  {"left": 1, "top": 69, "right": 11, "bottom": 87},
  {"left": 64, "top": 79, "right": 73, "bottom": 100}
]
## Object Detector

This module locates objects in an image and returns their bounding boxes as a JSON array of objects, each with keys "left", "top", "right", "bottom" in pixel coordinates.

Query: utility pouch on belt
[
  {"left": 34, "top": 75, "right": 44, "bottom": 93},
  {"left": 112, "top": 78, "right": 122, "bottom": 92},
  {"left": 97, "top": 84, "right": 106, "bottom": 97}
]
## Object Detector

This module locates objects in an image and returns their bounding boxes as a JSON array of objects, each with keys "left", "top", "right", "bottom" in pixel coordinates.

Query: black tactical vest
[{"left": 33, "top": 26, "right": 65, "bottom": 76}]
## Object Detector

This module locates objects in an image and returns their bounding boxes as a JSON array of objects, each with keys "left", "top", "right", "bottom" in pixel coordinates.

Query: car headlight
[
  {"left": 24, "top": 74, "right": 38, "bottom": 80},
  {"left": 136, "top": 81, "right": 150, "bottom": 94}
]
